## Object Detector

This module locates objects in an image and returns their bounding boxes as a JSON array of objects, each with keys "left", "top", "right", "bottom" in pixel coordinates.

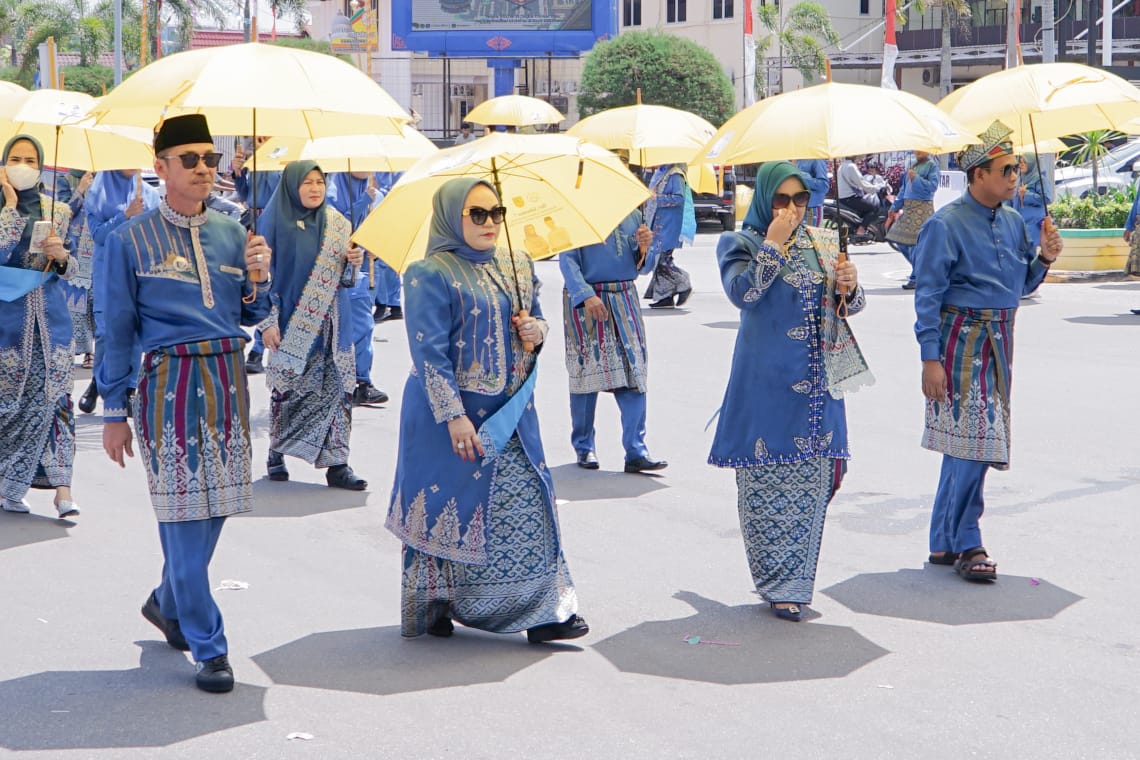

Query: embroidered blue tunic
[
  {"left": 386, "top": 247, "right": 554, "bottom": 565},
  {"left": 912, "top": 190, "right": 1050, "bottom": 362},
  {"left": 708, "top": 227, "right": 866, "bottom": 467},
  {"left": 101, "top": 204, "right": 272, "bottom": 421},
  {"left": 560, "top": 211, "right": 653, "bottom": 305}
]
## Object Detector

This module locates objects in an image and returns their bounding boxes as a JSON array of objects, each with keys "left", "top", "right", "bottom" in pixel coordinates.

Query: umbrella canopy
[
  {"left": 568, "top": 104, "right": 717, "bottom": 167},
  {"left": 351, "top": 133, "right": 651, "bottom": 273},
  {"left": 252, "top": 126, "right": 438, "bottom": 173},
  {"left": 465, "top": 95, "right": 565, "bottom": 128},
  {"left": 938, "top": 62, "right": 1140, "bottom": 147},
  {"left": 694, "top": 81, "right": 973, "bottom": 165},
  {"left": 0, "top": 81, "right": 27, "bottom": 96},
  {"left": 90, "top": 42, "right": 410, "bottom": 138},
  {"left": 0, "top": 89, "right": 153, "bottom": 172}
]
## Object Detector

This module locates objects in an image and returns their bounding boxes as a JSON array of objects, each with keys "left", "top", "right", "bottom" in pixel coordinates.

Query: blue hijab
[
  {"left": 86, "top": 169, "right": 161, "bottom": 222},
  {"left": 425, "top": 177, "right": 498, "bottom": 263},
  {"left": 3, "top": 135, "right": 45, "bottom": 252},
  {"left": 259, "top": 160, "right": 328, "bottom": 330},
  {"left": 743, "top": 161, "right": 810, "bottom": 235}
]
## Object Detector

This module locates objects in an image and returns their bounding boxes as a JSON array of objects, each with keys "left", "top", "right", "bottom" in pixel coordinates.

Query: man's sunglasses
[
  {"left": 996, "top": 163, "right": 1021, "bottom": 178},
  {"left": 463, "top": 205, "right": 507, "bottom": 225},
  {"left": 772, "top": 191, "right": 811, "bottom": 209},
  {"left": 161, "top": 151, "right": 224, "bottom": 170}
]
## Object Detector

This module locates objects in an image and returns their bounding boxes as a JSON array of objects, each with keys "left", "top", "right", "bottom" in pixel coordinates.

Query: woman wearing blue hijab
[
  {"left": 1014, "top": 153, "right": 1051, "bottom": 252},
  {"left": 709, "top": 161, "right": 873, "bottom": 622},
  {"left": 257, "top": 160, "right": 366, "bottom": 490},
  {"left": 0, "top": 134, "right": 79, "bottom": 518},
  {"left": 386, "top": 177, "right": 588, "bottom": 644}
]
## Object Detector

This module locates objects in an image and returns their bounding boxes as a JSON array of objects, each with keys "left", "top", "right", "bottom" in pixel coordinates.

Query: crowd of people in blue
[{"left": 1, "top": 113, "right": 1064, "bottom": 693}]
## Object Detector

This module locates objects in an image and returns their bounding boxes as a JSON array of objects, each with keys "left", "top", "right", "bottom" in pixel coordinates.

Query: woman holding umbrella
[
  {"left": 0, "top": 135, "right": 79, "bottom": 518},
  {"left": 258, "top": 160, "right": 368, "bottom": 491},
  {"left": 386, "top": 177, "right": 587, "bottom": 644},
  {"left": 708, "top": 161, "right": 872, "bottom": 622}
]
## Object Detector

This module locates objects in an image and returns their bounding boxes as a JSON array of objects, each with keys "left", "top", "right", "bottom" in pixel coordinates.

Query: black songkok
[{"left": 154, "top": 114, "right": 213, "bottom": 154}]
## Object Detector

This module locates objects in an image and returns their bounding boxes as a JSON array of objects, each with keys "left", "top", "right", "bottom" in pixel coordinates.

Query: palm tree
[
  {"left": 755, "top": 1, "right": 838, "bottom": 95},
  {"left": 1071, "top": 129, "right": 1126, "bottom": 200}
]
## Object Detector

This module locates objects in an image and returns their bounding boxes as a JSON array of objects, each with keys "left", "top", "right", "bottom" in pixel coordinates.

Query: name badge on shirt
[{"left": 220, "top": 265, "right": 244, "bottom": 276}]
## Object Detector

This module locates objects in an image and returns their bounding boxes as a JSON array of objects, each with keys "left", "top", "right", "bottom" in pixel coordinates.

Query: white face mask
[{"left": 5, "top": 163, "right": 41, "bottom": 192}]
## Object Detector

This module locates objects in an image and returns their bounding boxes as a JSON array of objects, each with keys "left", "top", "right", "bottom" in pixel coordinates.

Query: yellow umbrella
[
  {"left": 253, "top": 126, "right": 438, "bottom": 173},
  {"left": 568, "top": 104, "right": 717, "bottom": 167},
  {"left": 465, "top": 95, "right": 565, "bottom": 128},
  {"left": 938, "top": 62, "right": 1140, "bottom": 148},
  {"left": 351, "top": 133, "right": 651, "bottom": 273},
  {"left": 695, "top": 81, "right": 973, "bottom": 166},
  {"left": 0, "top": 89, "right": 153, "bottom": 172},
  {"left": 0, "top": 81, "right": 27, "bottom": 96},
  {"left": 90, "top": 42, "right": 410, "bottom": 138}
]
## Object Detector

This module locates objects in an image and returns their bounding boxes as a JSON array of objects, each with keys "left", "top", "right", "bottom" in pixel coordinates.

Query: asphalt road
[{"left": 2, "top": 231, "right": 1137, "bottom": 759}]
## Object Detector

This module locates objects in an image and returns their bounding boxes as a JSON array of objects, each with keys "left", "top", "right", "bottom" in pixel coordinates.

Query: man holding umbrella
[
  {"left": 911, "top": 120, "right": 1063, "bottom": 583},
  {"left": 101, "top": 114, "right": 273, "bottom": 693}
]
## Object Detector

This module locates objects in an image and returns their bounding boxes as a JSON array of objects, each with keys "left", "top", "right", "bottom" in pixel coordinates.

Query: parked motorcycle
[{"left": 822, "top": 185, "right": 894, "bottom": 246}]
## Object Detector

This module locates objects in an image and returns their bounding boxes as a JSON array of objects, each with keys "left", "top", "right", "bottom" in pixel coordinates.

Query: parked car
[
  {"left": 692, "top": 167, "right": 737, "bottom": 231},
  {"left": 1054, "top": 138, "right": 1140, "bottom": 198}
]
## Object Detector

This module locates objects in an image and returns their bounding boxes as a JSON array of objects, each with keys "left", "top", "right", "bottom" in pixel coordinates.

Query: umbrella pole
[
  {"left": 833, "top": 157, "right": 850, "bottom": 318},
  {"left": 489, "top": 157, "right": 533, "bottom": 353},
  {"left": 1028, "top": 114, "right": 1054, "bottom": 240},
  {"left": 50, "top": 124, "right": 60, "bottom": 223},
  {"left": 244, "top": 109, "right": 264, "bottom": 304}
]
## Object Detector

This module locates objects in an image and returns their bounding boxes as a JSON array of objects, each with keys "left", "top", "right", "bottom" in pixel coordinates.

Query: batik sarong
[
  {"left": 735, "top": 458, "right": 844, "bottom": 604},
  {"left": 400, "top": 436, "right": 578, "bottom": 637},
  {"left": 0, "top": 332, "right": 64, "bottom": 502},
  {"left": 269, "top": 321, "right": 352, "bottom": 468},
  {"left": 922, "top": 306, "right": 1015, "bottom": 470},
  {"left": 31, "top": 396, "right": 75, "bottom": 489},
  {"left": 886, "top": 199, "right": 934, "bottom": 247},
  {"left": 563, "top": 280, "right": 648, "bottom": 394},
  {"left": 135, "top": 337, "right": 253, "bottom": 522},
  {"left": 644, "top": 250, "right": 692, "bottom": 301}
]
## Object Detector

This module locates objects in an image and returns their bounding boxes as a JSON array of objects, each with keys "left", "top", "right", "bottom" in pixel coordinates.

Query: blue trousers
[
  {"left": 929, "top": 455, "right": 990, "bottom": 554},
  {"left": 371, "top": 259, "right": 401, "bottom": 308},
  {"left": 570, "top": 389, "right": 648, "bottom": 462},
  {"left": 154, "top": 517, "right": 228, "bottom": 662},
  {"left": 350, "top": 272, "right": 374, "bottom": 383},
  {"left": 250, "top": 329, "right": 264, "bottom": 355}
]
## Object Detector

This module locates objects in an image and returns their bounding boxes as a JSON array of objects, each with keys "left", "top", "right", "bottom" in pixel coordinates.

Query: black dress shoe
[
  {"left": 675, "top": 289, "right": 692, "bottom": 306},
  {"left": 245, "top": 350, "right": 264, "bottom": 375},
  {"left": 624, "top": 456, "right": 668, "bottom": 473},
  {"left": 902, "top": 279, "right": 917, "bottom": 290},
  {"left": 427, "top": 616, "right": 454, "bottom": 637},
  {"left": 141, "top": 591, "right": 190, "bottom": 651},
  {"left": 195, "top": 654, "right": 234, "bottom": 693},
  {"left": 648, "top": 296, "right": 675, "bottom": 309},
  {"left": 576, "top": 451, "right": 599, "bottom": 470},
  {"left": 78, "top": 380, "right": 98, "bottom": 414},
  {"left": 373, "top": 305, "right": 388, "bottom": 323},
  {"left": 267, "top": 450, "right": 289, "bottom": 481},
  {"left": 352, "top": 382, "right": 389, "bottom": 406},
  {"left": 527, "top": 614, "right": 590, "bottom": 644},
  {"left": 383, "top": 305, "right": 403, "bottom": 321},
  {"left": 1131, "top": 308, "right": 1140, "bottom": 315},
  {"left": 327, "top": 464, "right": 367, "bottom": 491}
]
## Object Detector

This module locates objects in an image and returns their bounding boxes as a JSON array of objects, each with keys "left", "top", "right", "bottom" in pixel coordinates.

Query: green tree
[
  {"left": 577, "top": 31, "right": 734, "bottom": 127},
  {"left": 1071, "top": 129, "right": 1126, "bottom": 201},
  {"left": 755, "top": 1, "right": 837, "bottom": 95}
]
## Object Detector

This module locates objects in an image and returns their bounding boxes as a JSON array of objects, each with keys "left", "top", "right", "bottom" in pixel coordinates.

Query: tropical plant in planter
[
  {"left": 1050, "top": 186, "right": 1134, "bottom": 229},
  {"left": 1047, "top": 186, "right": 1135, "bottom": 271}
]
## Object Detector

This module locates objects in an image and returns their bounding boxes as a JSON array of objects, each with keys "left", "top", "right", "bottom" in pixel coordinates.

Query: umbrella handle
[
  {"left": 837, "top": 247, "right": 850, "bottom": 320},
  {"left": 517, "top": 308, "right": 535, "bottom": 353},
  {"left": 243, "top": 230, "right": 267, "bottom": 305}
]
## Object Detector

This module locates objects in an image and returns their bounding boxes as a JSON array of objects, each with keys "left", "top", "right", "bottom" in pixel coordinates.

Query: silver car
[{"left": 1054, "top": 138, "right": 1140, "bottom": 198}]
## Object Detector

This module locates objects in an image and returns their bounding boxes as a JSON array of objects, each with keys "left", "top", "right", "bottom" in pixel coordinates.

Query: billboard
[{"left": 392, "top": 0, "right": 614, "bottom": 58}]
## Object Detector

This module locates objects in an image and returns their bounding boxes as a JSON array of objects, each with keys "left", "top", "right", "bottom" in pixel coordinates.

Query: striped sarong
[
  {"left": 922, "top": 306, "right": 1015, "bottom": 469},
  {"left": 135, "top": 337, "right": 254, "bottom": 522},
  {"left": 562, "top": 280, "right": 648, "bottom": 394}
]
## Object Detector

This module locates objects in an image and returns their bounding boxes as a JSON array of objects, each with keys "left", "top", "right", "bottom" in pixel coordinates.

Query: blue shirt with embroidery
[{"left": 559, "top": 210, "right": 653, "bottom": 307}]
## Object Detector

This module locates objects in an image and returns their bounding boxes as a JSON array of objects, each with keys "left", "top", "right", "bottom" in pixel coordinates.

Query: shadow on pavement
[
  {"left": 1065, "top": 314, "right": 1140, "bottom": 326},
  {"left": 243, "top": 479, "right": 369, "bottom": 518},
  {"left": 0, "top": 511, "right": 72, "bottom": 553},
  {"left": 701, "top": 320, "right": 740, "bottom": 330},
  {"left": 591, "top": 591, "right": 889, "bottom": 684},
  {"left": 821, "top": 568, "right": 1083, "bottom": 625},
  {"left": 550, "top": 464, "right": 670, "bottom": 502},
  {"left": 0, "top": 642, "right": 267, "bottom": 751},
  {"left": 252, "top": 625, "right": 564, "bottom": 695}
]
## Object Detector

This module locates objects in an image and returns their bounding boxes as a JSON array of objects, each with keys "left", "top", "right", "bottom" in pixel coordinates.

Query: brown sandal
[{"left": 954, "top": 546, "right": 997, "bottom": 582}]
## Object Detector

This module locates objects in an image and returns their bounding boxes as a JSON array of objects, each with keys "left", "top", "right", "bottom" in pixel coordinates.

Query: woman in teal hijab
[
  {"left": 257, "top": 160, "right": 367, "bottom": 490},
  {"left": 710, "top": 161, "right": 872, "bottom": 622},
  {"left": 1014, "top": 153, "right": 1050, "bottom": 251},
  {"left": 0, "top": 134, "right": 80, "bottom": 518},
  {"left": 386, "top": 177, "right": 588, "bottom": 644}
]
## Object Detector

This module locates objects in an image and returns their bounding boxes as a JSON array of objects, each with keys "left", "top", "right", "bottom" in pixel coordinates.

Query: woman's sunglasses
[
  {"left": 772, "top": 191, "right": 811, "bottom": 209},
  {"left": 161, "top": 151, "right": 224, "bottom": 169},
  {"left": 463, "top": 205, "right": 507, "bottom": 225}
]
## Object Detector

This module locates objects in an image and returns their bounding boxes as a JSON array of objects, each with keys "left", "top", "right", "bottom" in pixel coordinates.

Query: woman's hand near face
[
  {"left": 0, "top": 168, "right": 16, "bottom": 208},
  {"left": 766, "top": 206, "right": 799, "bottom": 248}
]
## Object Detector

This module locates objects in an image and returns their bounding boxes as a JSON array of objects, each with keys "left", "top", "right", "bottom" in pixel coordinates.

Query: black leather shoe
[
  {"left": 675, "top": 289, "right": 692, "bottom": 306},
  {"left": 245, "top": 350, "right": 264, "bottom": 375},
  {"left": 78, "top": 380, "right": 98, "bottom": 414},
  {"left": 902, "top": 280, "right": 917, "bottom": 290},
  {"left": 624, "top": 456, "right": 668, "bottom": 473},
  {"left": 427, "top": 615, "right": 454, "bottom": 638},
  {"left": 141, "top": 591, "right": 190, "bottom": 651},
  {"left": 648, "top": 296, "right": 675, "bottom": 309},
  {"left": 195, "top": 654, "right": 234, "bottom": 693},
  {"left": 327, "top": 464, "right": 367, "bottom": 491},
  {"left": 267, "top": 450, "right": 289, "bottom": 481},
  {"left": 576, "top": 451, "right": 599, "bottom": 470},
  {"left": 373, "top": 305, "right": 388, "bottom": 323},
  {"left": 352, "top": 382, "right": 389, "bottom": 406},
  {"left": 527, "top": 614, "right": 590, "bottom": 644},
  {"left": 1131, "top": 308, "right": 1140, "bottom": 315},
  {"left": 382, "top": 305, "right": 403, "bottom": 321}
]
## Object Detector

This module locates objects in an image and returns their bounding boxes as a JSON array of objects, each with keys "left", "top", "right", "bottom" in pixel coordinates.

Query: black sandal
[
  {"left": 267, "top": 451, "right": 289, "bottom": 481},
  {"left": 326, "top": 464, "right": 367, "bottom": 491},
  {"left": 928, "top": 551, "right": 960, "bottom": 566},
  {"left": 954, "top": 546, "right": 998, "bottom": 582},
  {"left": 769, "top": 602, "right": 804, "bottom": 622}
]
